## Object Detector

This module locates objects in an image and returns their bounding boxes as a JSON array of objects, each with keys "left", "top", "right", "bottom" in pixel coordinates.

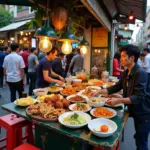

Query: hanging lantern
[
  {"left": 61, "top": 41, "right": 72, "bottom": 54},
  {"left": 52, "top": 7, "right": 68, "bottom": 30},
  {"left": 128, "top": 12, "right": 134, "bottom": 21},
  {"left": 59, "top": 26, "right": 77, "bottom": 54},
  {"left": 79, "top": 36, "right": 89, "bottom": 55},
  {"left": 39, "top": 37, "right": 52, "bottom": 53}
]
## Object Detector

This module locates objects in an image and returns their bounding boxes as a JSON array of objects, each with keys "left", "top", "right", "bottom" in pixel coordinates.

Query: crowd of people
[{"left": 0, "top": 42, "right": 84, "bottom": 102}]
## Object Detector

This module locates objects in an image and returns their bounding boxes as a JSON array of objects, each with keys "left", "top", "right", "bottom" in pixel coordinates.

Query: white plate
[
  {"left": 86, "top": 86, "right": 101, "bottom": 91},
  {"left": 48, "top": 87, "right": 63, "bottom": 93},
  {"left": 105, "top": 103, "right": 123, "bottom": 108},
  {"left": 69, "top": 103, "right": 92, "bottom": 112},
  {"left": 58, "top": 111, "right": 91, "bottom": 128},
  {"left": 66, "top": 94, "right": 89, "bottom": 103},
  {"left": 90, "top": 107, "right": 117, "bottom": 119},
  {"left": 88, "top": 118, "right": 117, "bottom": 137},
  {"left": 55, "top": 83, "right": 66, "bottom": 87},
  {"left": 78, "top": 89, "right": 95, "bottom": 96},
  {"left": 14, "top": 98, "right": 37, "bottom": 107}
]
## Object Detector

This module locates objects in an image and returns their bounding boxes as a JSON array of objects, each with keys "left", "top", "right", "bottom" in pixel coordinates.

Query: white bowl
[
  {"left": 88, "top": 118, "right": 117, "bottom": 137},
  {"left": 90, "top": 107, "right": 117, "bottom": 119},
  {"left": 33, "top": 88, "right": 48, "bottom": 96},
  {"left": 58, "top": 111, "right": 91, "bottom": 128},
  {"left": 109, "top": 76, "right": 118, "bottom": 81},
  {"left": 72, "top": 79, "right": 82, "bottom": 84},
  {"left": 66, "top": 94, "right": 89, "bottom": 103},
  {"left": 87, "top": 97, "right": 106, "bottom": 107}
]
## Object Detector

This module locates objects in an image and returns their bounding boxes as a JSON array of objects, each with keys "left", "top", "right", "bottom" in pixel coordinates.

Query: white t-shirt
[
  {"left": 3, "top": 52, "right": 25, "bottom": 82},
  {"left": 144, "top": 53, "right": 150, "bottom": 73}
]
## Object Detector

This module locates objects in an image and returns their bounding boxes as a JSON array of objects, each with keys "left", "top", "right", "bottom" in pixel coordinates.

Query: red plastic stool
[
  {"left": 14, "top": 143, "right": 40, "bottom": 150},
  {"left": 93, "top": 141, "right": 120, "bottom": 150},
  {"left": 0, "top": 114, "right": 34, "bottom": 150}
]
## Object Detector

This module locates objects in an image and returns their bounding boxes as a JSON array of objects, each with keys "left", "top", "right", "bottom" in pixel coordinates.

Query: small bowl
[
  {"left": 88, "top": 118, "right": 117, "bottom": 137},
  {"left": 72, "top": 79, "right": 82, "bottom": 84},
  {"left": 33, "top": 88, "right": 48, "bottom": 96},
  {"left": 87, "top": 97, "right": 106, "bottom": 107}
]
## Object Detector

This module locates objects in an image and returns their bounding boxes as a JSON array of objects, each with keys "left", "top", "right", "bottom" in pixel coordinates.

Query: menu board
[{"left": 92, "top": 27, "right": 108, "bottom": 47}]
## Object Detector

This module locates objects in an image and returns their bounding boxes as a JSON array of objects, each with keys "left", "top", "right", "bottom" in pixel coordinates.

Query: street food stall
[{"left": 2, "top": 76, "right": 129, "bottom": 150}]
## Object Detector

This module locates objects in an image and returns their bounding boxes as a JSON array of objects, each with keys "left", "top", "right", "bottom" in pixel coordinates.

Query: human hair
[
  {"left": 114, "top": 52, "right": 120, "bottom": 61},
  {"left": 57, "top": 51, "right": 64, "bottom": 57},
  {"left": 143, "top": 48, "right": 150, "bottom": 53},
  {"left": 119, "top": 44, "right": 140, "bottom": 63},
  {"left": 140, "top": 52, "right": 145, "bottom": 57},
  {"left": 30, "top": 47, "right": 36, "bottom": 53},
  {"left": 0, "top": 46, "right": 4, "bottom": 51},
  {"left": 11, "top": 42, "right": 19, "bottom": 52},
  {"left": 4, "top": 46, "right": 8, "bottom": 51},
  {"left": 46, "top": 46, "right": 58, "bottom": 55},
  {"left": 24, "top": 47, "right": 28, "bottom": 51},
  {"left": 76, "top": 48, "right": 81, "bottom": 54}
]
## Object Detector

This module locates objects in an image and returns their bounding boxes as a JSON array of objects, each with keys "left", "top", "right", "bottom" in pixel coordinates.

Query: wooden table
[{"left": 2, "top": 103, "right": 129, "bottom": 150}]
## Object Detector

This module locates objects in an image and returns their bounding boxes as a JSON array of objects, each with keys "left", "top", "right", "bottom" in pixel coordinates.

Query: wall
[{"left": 84, "top": 26, "right": 91, "bottom": 74}]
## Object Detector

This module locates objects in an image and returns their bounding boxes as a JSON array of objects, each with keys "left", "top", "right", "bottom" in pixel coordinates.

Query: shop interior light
[
  {"left": 20, "top": 31, "right": 23, "bottom": 35},
  {"left": 39, "top": 37, "right": 52, "bottom": 53},
  {"left": 61, "top": 40, "right": 72, "bottom": 55},
  {"left": 10, "top": 37, "right": 14, "bottom": 41},
  {"left": 80, "top": 46, "right": 87, "bottom": 55},
  {"left": 124, "top": 25, "right": 128, "bottom": 30}
]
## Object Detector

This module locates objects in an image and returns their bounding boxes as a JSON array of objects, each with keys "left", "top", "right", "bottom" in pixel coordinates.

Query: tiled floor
[{"left": 0, "top": 85, "right": 149, "bottom": 150}]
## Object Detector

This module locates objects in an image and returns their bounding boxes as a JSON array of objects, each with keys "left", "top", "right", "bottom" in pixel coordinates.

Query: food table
[{"left": 2, "top": 102, "right": 129, "bottom": 150}]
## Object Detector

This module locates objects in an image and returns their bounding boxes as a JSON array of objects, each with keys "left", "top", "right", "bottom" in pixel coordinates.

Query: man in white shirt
[
  {"left": 137, "top": 53, "right": 145, "bottom": 68},
  {"left": 144, "top": 48, "right": 150, "bottom": 89},
  {"left": 3, "top": 42, "right": 25, "bottom": 102}
]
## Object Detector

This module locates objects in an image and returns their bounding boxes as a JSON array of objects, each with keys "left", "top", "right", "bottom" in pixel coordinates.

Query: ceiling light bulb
[
  {"left": 39, "top": 37, "right": 52, "bottom": 53},
  {"left": 80, "top": 46, "right": 87, "bottom": 55},
  {"left": 61, "top": 41, "right": 72, "bottom": 54}
]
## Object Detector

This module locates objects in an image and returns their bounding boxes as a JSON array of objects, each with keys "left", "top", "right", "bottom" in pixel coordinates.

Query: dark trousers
[
  {"left": 7, "top": 80, "right": 24, "bottom": 102},
  {"left": 28, "top": 72, "right": 36, "bottom": 96},
  {"left": 24, "top": 67, "right": 29, "bottom": 84},
  {"left": 134, "top": 118, "right": 150, "bottom": 150},
  {"left": 0, "top": 68, "right": 3, "bottom": 87}
]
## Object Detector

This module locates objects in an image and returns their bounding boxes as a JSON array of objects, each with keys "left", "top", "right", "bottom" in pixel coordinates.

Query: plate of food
[
  {"left": 14, "top": 96, "right": 37, "bottom": 107},
  {"left": 37, "top": 94, "right": 63, "bottom": 102},
  {"left": 72, "top": 83, "right": 90, "bottom": 91},
  {"left": 88, "top": 79, "right": 104, "bottom": 86},
  {"left": 78, "top": 87, "right": 95, "bottom": 97},
  {"left": 88, "top": 118, "right": 117, "bottom": 137},
  {"left": 102, "top": 82, "right": 115, "bottom": 89},
  {"left": 66, "top": 94, "right": 88, "bottom": 103},
  {"left": 58, "top": 111, "right": 91, "bottom": 128},
  {"left": 48, "top": 86, "right": 63, "bottom": 93},
  {"left": 90, "top": 107, "right": 117, "bottom": 119},
  {"left": 55, "top": 83, "right": 66, "bottom": 87},
  {"left": 87, "top": 97, "right": 106, "bottom": 107},
  {"left": 86, "top": 86, "right": 101, "bottom": 91},
  {"left": 26, "top": 103, "right": 65, "bottom": 121},
  {"left": 69, "top": 103, "right": 91, "bottom": 112},
  {"left": 60, "top": 88, "right": 77, "bottom": 96}
]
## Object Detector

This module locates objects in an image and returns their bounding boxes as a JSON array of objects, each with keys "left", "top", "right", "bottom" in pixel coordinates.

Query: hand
[
  {"left": 57, "top": 80, "right": 63, "bottom": 86},
  {"left": 106, "top": 97, "right": 121, "bottom": 106},
  {"left": 89, "top": 90, "right": 100, "bottom": 97},
  {"left": 59, "top": 76, "right": 65, "bottom": 82}
]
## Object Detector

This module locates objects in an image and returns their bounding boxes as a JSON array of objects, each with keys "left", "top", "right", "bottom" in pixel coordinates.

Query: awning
[{"left": 0, "top": 20, "right": 31, "bottom": 32}]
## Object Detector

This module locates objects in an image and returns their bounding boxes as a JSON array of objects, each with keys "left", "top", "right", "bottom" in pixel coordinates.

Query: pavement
[{"left": 0, "top": 85, "right": 150, "bottom": 150}]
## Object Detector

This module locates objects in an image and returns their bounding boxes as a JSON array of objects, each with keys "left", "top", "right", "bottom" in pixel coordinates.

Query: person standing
[
  {"left": 0, "top": 46, "right": 6, "bottom": 88},
  {"left": 143, "top": 48, "right": 150, "bottom": 89},
  {"left": 51, "top": 52, "right": 65, "bottom": 78},
  {"left": 36, "top": 47, "right": 64, "bottom": 88},
  {"left": 113, "top": 52, "right": 123, "bottom": 78},
  {"left": 3, "top": 42, "right": 25, "bottom": 102},
  {"left": 28, "top": 47, "right": 38, "bottom": 96},
  {"left": 137, "top": 52, "right": 145, "bottom": 68},
  {"left": 68, "top": 48, "right": 84, "bottom": 76},
  {"left": 20, "top": 47, "right": 29, "bottom": 84},
  {"left": 91, "top": 44, "right": 150, "bottom": 150}
]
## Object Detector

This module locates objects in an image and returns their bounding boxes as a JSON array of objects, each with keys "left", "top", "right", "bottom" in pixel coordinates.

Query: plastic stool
[
  {"left": 14, "top": 143, "right": 40, "bottom": 150},
  {"left": 0, "top": 114, "right": 34, "bottom": 150}
]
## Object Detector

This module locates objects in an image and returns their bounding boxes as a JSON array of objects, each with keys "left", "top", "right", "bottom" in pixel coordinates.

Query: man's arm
[
  {"left": 3, "top": 68, "right": 6, "bottom": 80},
  {"left": 43, "top": 70, "right": 62, "bottom": 84},
  {"left": 20, "top": 68, "right": 25, "bottom": 80},
  {"left": 68, "top": 57, "right": 75, "bottom": 72}
]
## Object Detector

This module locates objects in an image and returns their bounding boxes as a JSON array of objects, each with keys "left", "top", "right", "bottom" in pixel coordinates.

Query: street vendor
[
  {"left": 36, "top": 47, "right": 64, "bottom": 88},
  {"left": 91, "top": 44, "right": 150, "bottom": 150}
]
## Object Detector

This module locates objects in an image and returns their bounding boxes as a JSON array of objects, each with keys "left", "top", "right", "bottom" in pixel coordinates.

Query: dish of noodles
[
  {"left": 69, "top": 103, "right": 91, "bottom": 112},
  {"left": 90, "top": 107, "right": 117, "bottom": 119}
]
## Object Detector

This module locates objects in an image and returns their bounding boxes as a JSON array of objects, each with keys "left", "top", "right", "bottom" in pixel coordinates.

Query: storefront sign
[{"left": 92, "top": 27, "right": 108, "bottom": 47}]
